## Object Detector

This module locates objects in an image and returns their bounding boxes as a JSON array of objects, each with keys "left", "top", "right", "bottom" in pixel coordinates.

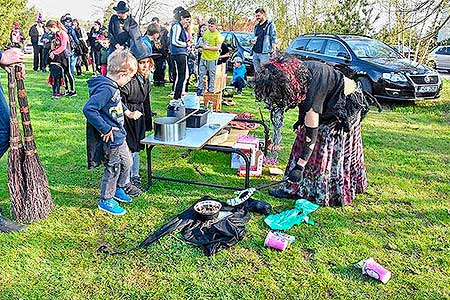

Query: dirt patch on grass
[{"left": 301, "top": 248, "right": 316, "bottom": 262}]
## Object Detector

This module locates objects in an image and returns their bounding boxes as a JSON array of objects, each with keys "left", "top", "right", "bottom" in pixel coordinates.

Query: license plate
[{"left": 418, "top": 85, "right": 438, "bottom": 93}]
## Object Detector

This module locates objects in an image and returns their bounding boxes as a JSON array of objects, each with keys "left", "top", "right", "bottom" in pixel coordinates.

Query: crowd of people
[
  {"left": 16, "top": 3, "right": 279, "bottom": 102},
  {"left": 0, "top": 1, "right": 373, "bottom": 221}
]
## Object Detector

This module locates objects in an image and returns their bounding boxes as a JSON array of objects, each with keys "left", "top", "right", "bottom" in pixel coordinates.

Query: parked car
[
  {"left": 23, "top": 43, "right": 33, "bottom": 54},
  {"left": 286, "top": 34, "right": 442, "bottom": 101},
  {"left": 221, "top": 31, "right": 254, "bottom": 75},
  {"left": 428, "top": 46, "right": 450, "bottom": 72}
]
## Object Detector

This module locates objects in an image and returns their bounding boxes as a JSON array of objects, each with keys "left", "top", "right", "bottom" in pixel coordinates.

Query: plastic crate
[{"left": 185, "top": 108, "right": 209, "bottom": 128}]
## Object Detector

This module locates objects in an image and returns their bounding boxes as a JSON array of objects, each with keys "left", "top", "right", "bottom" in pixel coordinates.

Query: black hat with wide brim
[
  {"left": 113, "top": 1, "right": 129, "bottom": 13},
  {"left": 131, "top": 37, "right": 162, "bottom": 61}
]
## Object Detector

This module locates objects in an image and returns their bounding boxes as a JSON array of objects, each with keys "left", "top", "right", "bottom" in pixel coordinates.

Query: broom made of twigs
[
  {"left": 7, "top": 66, "right": 27, "bottom": 220},
  {"left": 13, "top": 65, "right": 53, "bottom": 222}
]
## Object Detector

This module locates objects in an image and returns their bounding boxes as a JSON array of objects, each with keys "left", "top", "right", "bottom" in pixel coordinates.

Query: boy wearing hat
[
  {"left": 232, "top": 56, "right": 246, "bottom": 95},
  {"left": 196, "top": 17, "right": 223, "bottom": 96},
  {"left": 108, "top": 1, "right": 141, "bottom": 53},
  {"left": 83, "top": 49, "right": 143, "bottom": 216}
]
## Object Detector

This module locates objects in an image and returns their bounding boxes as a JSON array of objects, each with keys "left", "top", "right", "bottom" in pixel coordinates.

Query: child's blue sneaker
[
  {"left": 98, "top": 199, "right": 126, "bottom": 216},
  {"left": 113, "top": 188, "right": 132, "bottom": 203}
]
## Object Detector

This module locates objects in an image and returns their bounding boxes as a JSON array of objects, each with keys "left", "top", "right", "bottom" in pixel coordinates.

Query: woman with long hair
[
  {"left": 46, "top": 20, "right": 77, "bottom": 96},
  {"left": 169, "top": 7, "right": 191, "bottom": 100},
  {"left": 255, "top": 54, "right": 372, "bottom": 206}
]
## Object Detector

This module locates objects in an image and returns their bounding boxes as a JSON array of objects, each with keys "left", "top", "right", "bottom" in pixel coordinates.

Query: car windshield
[
  {"left": 346, "top": 39, "right": 401, "bottom": 59},
  {"left": 234, "top": 33, "right": 254, "bottom": 49}
]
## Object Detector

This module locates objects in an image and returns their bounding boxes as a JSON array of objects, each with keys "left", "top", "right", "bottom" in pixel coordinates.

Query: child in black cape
[{"left": 121, "top": 40, "right": 160, "bottom": 194}]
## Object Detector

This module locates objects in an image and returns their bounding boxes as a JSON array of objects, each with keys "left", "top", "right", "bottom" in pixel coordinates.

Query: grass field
[{"left": 0, "top": 59, "right": 449, "bottom": 299}]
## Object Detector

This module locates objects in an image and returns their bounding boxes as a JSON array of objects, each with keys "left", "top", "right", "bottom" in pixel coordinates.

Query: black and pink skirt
[{"left": 280, "top": 114, "right": 368, "bottom": 206}]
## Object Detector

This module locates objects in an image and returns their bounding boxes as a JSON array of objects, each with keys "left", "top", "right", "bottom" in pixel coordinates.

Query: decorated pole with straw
[
  {"left": 7, "top": 66, "right": 26, "bottom": 219},
  {"left": 14, "top": 65, "right": 53, "bottom": 222}
]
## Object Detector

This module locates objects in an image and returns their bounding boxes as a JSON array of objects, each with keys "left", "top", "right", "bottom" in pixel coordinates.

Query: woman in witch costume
[
  {"left": 120, "top": 41, "right": 160, "bottom": 194},
  {"left": 255, "top": 54, "right": 372, "bottom": 206}
]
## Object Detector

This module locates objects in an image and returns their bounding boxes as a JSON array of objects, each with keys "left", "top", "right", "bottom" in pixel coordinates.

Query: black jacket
[
  {"left": 29, "top": 24, "right": 42, "bottom": 45},
  {"left": 120, "top": 74, "right": 152, "bottom": 152},
  {"left": 159, "top": 26, "right": 170, "bottom": 58},
  {"left": 87, "top": 26, "right": 106, "bottom": 51},
  {"left": 108, "top": 15, "right": 141, "bottom": 49},
  {"left": 74, "top": 27, "right": 88, "bottom": 54}
]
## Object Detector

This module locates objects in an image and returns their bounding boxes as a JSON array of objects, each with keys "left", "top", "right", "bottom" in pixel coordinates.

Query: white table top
[{"left": 141, "top": 112, "right": 237, "bottom": 149}]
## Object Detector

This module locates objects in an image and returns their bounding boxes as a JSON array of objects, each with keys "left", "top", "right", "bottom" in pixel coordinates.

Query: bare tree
[
  {"left": 127, "top": 0, "right": 167, "bottom": 28},
  {"left": 377, "top": 0, "right": 450, "bottom": 62}
]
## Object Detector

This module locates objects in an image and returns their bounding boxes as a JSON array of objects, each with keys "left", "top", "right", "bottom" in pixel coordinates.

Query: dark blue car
[
  {"left": 221, "top": 31, "right": 254, "bottom": 75},
  {"left": 286, "top": 34, "right": 442, "bottom": 101}
]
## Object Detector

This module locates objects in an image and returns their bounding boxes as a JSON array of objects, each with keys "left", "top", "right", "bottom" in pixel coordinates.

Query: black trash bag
[
  {"left": 104, "top": 197, "right": 271, "bottom": 256},
  {"left": 139, "top": 196, "right": 251, "bottom": 256}
]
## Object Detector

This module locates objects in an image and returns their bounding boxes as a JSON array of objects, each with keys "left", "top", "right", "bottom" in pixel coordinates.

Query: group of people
[
  {"left": 27, "top": 13, "right": 92, "bottom": 97},
  {"left": 22, "top": 2, "right": 278, "bottom": 102},
  {"left": 0, "top": 1, "right": 374, "bottom": 224}
]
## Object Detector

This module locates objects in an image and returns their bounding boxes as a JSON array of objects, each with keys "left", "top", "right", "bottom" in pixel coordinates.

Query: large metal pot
[{"left": 154, "top": 117, "right": 186, "bottom": 142}]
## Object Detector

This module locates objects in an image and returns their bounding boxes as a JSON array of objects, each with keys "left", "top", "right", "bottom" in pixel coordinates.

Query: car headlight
[
  {"left": 243, "top": 51, "right": 252, "bottom": 59},
  {"left": 382, "top": 72, "right": 407, "bottom": 82}
]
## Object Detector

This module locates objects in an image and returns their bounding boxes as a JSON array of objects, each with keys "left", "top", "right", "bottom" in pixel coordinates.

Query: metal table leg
[
  {"left": 144, "top": 144, "right": 251, "bottom": 190},
  {"left": 146, "top": 144, "right": 155, "bottom": 190},
  {"left": 203, "top": 144, "right": 251, "bottom": 189}
]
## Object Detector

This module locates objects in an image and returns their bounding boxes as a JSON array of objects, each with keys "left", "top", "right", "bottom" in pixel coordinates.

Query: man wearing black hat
[{"left": 108, "top": 1, "right": 142, "bottom": 54}]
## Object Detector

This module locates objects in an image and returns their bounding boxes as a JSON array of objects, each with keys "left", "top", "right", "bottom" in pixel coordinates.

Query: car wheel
[{"left": 357, "top": 77, "right": 373, "bottom": 94}]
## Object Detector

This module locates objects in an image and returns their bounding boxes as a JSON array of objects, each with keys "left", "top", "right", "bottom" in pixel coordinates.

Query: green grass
[{"left": 0, "top": 58, "right": 449, "bottom": 299}]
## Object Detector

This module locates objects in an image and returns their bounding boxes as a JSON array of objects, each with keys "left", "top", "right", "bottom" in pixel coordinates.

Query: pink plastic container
[
  {"left": 362, "top": 258, "right": 392, "bottom": 284},
  {"left": 264, "top": 231, "right": 289, "bottom": 251}
]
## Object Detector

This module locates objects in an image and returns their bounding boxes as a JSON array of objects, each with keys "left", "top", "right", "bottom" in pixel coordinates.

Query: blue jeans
[
  {"left": 197, "top": 59, "right": 217, "bottom": 92},
  {"left": 100, "top": 142, "right": 132, "bottom": 199},
  {"left": 253, "top": 52, "right": 270, "bottom": 74},
  {"left": 130, "top": 152, "right": 140, "bottom": 178},
  {"left": 0, "top": 83, "right": 10, "bottom": 159},
  {"left": 70, "top": 53, "right": 77, "bottom": 75},
  {"left": 232, "top": 77, "right": 246, "bottom": 93}
]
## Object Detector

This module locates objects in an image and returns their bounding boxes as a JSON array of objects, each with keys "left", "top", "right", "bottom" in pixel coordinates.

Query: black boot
[
  {"left": 0, "top": 215, "right": 27, "bottom": 233},
  {"left": 268, "top": 188, "right": 298, "bottom": 199}
]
